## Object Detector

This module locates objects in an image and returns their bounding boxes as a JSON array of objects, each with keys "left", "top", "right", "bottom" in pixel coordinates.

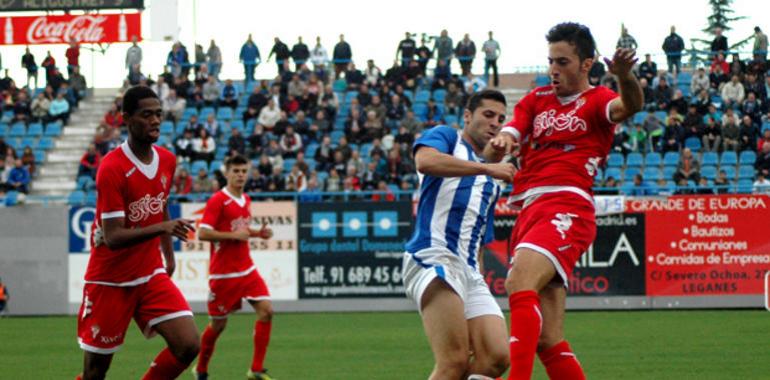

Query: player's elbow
[{"left": 197, "top": 229, "right": 213, "bottom": 241}]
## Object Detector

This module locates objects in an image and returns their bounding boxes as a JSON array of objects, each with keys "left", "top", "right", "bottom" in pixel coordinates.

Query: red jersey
[
  {"left": 85, "top": 142, "right": 176, "bottom": 285},
  {"left": 199, "top": 189, "right": 255, "bottom": 278},
  {"left": 504, "top": 85, "right": 619, "bottom": 205}
]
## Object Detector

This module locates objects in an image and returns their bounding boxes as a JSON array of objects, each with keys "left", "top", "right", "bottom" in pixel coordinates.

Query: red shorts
[
  {"left": 208, "top": 269, "right": 270, "bottom": 318},
  {"left": 510, "top": 192, "right": 596, "bottom": 285},
  {"left": 77, "top": 273, "right": 192, "bottom": 354}
]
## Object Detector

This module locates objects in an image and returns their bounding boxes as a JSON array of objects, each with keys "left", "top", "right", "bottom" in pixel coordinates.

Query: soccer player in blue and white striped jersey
[{"left": 402, "top": 90, "right": 516, "bottom": 379}]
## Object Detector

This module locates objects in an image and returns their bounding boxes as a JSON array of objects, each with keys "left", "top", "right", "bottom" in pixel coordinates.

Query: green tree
[{"left": 702, "top": 0, "right": 745, "bottom": 34}]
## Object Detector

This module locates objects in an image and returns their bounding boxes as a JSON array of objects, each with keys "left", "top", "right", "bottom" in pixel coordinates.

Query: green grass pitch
[{"left": 1, "top": 310, "right": 768, "bottom": 379}]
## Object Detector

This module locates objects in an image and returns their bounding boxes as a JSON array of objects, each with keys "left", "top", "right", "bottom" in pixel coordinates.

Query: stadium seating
[
  {"left": 663, "top": 152, "right": 680, "bottom": 167},
  {"left": 720, "top": 151, "right": 738, "bottom": 166},
  {"left": 607, "top": 153, "right": 624, "bottom": 168},
  {"left": 739, "top": 151, "right": 756, "bottom": 165},
  {"left": 701, "top": 165, "right": 718, "bottom": 180},
  {"left": 644, "top": 152, "right": 662, "bottom": 167},
  {"left": 701, "top": 152, "right": 718, "bottom": 166},
  {"left": 626, "top": 152, "right": 644, "bottom": 168},
  {"left": 738, "top": 165, "right": 755, "bottom": 180}
]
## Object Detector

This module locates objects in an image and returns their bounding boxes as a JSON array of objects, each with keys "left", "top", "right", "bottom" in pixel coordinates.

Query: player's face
[
  {"left": 548, "top": 41, "right": 592, "bottom": 97},
  {"left": 226, "top": 164, "right": 249, "bottom": 189},
  {"left": 464, "top": 99, "right": 506, "bottom": 149},
  {"left": 126, "top": 98, "right": 162, "bottom": 144}
]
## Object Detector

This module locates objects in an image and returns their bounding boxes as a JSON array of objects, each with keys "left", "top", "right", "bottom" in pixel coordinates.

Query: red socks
[
  {"left": 538, "top": 341, "right": 586, "bottom": 380},
  {"left": 195, "top": 325, "right": 221, "bottom": 374},
  {"left": 250, "top": 320, "right": 272, "bottom": 372},
  {"left": 142, "top": 348, "right": 189, "bottom": 380},
  {"left": 507, "top": 290, "right": 542, "bottom": 380}
]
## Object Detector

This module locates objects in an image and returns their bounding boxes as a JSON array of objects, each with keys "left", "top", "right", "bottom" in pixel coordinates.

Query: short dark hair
[
  {"left": 466, "top": 89, "right": 506, "bottom": 112},
  {"left": 225, "top": 154, "right": 249, "bottom": 169},
  {"left": 756, "top": 26, "right": 762, "bottom": 33},
  {"left": 546, "top": 22, "right": 597, "bottom": 61},
  {"left": 123, "top": 86, "right": 159, "bottom": 116}
]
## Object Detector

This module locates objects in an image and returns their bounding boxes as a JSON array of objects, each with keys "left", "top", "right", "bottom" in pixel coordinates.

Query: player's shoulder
[
  {"left": 587, "top": 85, "right": 619, "bottom": 99},
  {"left": 529, "top": 85, "right": 555, "bottom": 97},
  {"left": 206, "top": 189, "right": 226, "bottom": 205},
  {"left": 422, "top": 125, "right": 460, "bottom": 140},
  {"left": 154, "top": 145, "right": 177, "bottom": 163},
  {"left": 99, "top": 146, "right": 127, "bottom": 171}
]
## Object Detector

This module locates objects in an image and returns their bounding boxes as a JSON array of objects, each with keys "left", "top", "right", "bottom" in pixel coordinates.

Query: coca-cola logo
[
  {"left": 27, "top": 15, "right": 107, "bottom": 44},
  {"left": 127, "top": 192, "right": 165, "bottom": 222},
  {"left": 532, "top": 108, "right": 588, "bottom": 139}
]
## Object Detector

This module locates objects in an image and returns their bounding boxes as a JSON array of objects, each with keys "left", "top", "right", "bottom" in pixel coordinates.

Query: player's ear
[
  {"left": 463, "top": 108, "right": 472, "bottom": 127},
  {"left": 581, "top": 57, "right": 594, "bottom": 74}
]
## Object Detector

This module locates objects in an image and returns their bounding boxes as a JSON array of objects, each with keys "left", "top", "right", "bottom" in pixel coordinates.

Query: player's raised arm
[
  {"left": 606, "top": 48, "right": 644, "bottom": 123},
  {"left": 415, "top": 146, "right": 516, "bottom": 183}
]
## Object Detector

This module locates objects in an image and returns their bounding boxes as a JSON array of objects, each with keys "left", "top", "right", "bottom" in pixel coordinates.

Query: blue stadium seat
[
  {"left": 625, "top": 167, "right": 642, "bottom": 180},
  {"left": 632, "top": 112, "right": 647, "bottom": 125},
  {"left": 27, "top": 123, "right": 44, "bottom": 137},
  {"left": 316, "top": 171, "right": 329, "bottom": 184},
  {"left": 332, "top": 79, "right": 347, "bottom": 92},
  {"left": 215, "top": 147, "right": 228, "bottom": 160},
  {"left": 663, "top": 152, "right": 680, "bottom": 167},
  {"left": 432, "top": 89, "right": 447, "bottom": 103},
  {"left": 85, "top": 191, "right": 97, "bottom": 206},
  {"left": 6, "top": 138, "right": 19, "bottom": 150},
  {"left": 762, "top": 122, "right": 770, "bottom": 133},
  {"left": 183, "top": 107, "right": 198, "bottom": 118},
  {"left": 402, "top": 90, "right": 414, "bottom": 103},
  {"left": 0, "top": 123, "right": 8, "bottom": 137},
  {"left": 9, "top": 123, "right": 26, "bottom": 137},
  {"left": 701, "top": 152, "right": 718, "bottom": 166},
  {"left": 642, "top": 167, "right": 662, "bottom": 181},
  {"left": 20, "top": 137, "right": 35, "bottom": 149},
  {"left": 44, "top": 123, "right": 62, "bottom": 137},
  {"left": 360, "top": 143, "right": 373, "bottom": 156},
  {"left": 68, "top": 191, "right": 86, "bottom": 205},
  {"left": 701, "top": 165, "right": 718, "bottom": 180},
  {"left": 739, "top": 151, "right": 756, "bottom": 165},
  {"left": 191, "top": 160, "right": 208, "bottom": 175},
  {"left": 305, "top": 143, "right": 319, "bottom": 158},
  {"left": 626, "top": 152, "right": 644, "bottom": 168},
  {"left": 721, "top": 165, "right": 736, "bottom": 180},
  {"left": 200, "top": 107, "right": 215, "bottom": 119},
  {"left": 738, "top": 165, "right": 755, "bottom": 179},
  {"left": 209, "top": 160, "right": 223, "bottom": 174},
  {"left": 160, "top": 121, "right": 174, "bottom": 134},
  {"left": 283, "top": 158, "right": 297, "bottom": 172},
  {"left": 444, "top": 115, "right": 458, "bottom": 126},
  {"left": 607, "top": 153, "right": 624, "bottom": 168},
  {"left": 534, "top": 75, "right": 550, "bottom": 86},
  {"left": 663, "top": 166, "right": 677, "bottom": 180},
  {"left": 76, "top": 176, "right": 95, "bottom": 190},
  {"left": 330, "top": 130, "right": 345, "bottom": 143},
  {"left": 37, "top": 137, "right": 54, "bottom": 150},
  {"left": 415, "top": 90, "right": 431, "bottom": 103},
  {"left": 216, "top": 107, "right": 233, "bottom": 120},
  {"left": 344, "top": 91, "right": 359, "bottom": 104},
  {"left": 604, "top": 167, "right": 622, "bottom": 181},
  {"left": 644, "top": 152, "right": 662, "bottom": 167},
  {"left": 175, "top": 122, "right": 188, "bottom": 135},
  {"left": 653, "top": 111, "right": 667, "bottom": 122},
  {"left": 4, "top": 191, "right": 20, "bottom": 206},
  {"left": 684, "top": 137, "right": 701, "bottom": 152},
  {"left": 737, "top": 179, "right": 753, "bottom": 194},
  {"left": 230, "top": 120, "right": 245, "bottom": 133},
  {"left": 620, "top": 182, "right": 635, "bottom": 195},
  {"left": 1, "top": 110, "right": 13, "bottom": 123},
  {"left": 720, "top": 151, "right": 737, "bottom": 166},
  {"left": 33, "top": 150, "right": 45, "bottom": 164}
]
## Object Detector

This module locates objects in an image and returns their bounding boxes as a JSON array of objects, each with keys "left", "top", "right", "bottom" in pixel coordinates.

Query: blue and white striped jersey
[{"left": 405, "top": 125, "right": 501, "bottom": 269}]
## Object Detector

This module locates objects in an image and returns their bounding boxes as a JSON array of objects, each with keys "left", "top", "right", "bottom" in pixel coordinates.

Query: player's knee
[
  {"left": 211, "top": 319, "right": 228, "bottom": 333},
  {"left": 258, "top": 303, "right": 274, "bottom": 322},
  {"left": 436, "top": 350, "right": 470, "bottom": 377},
  {"left": 537, "top": 333, "right": 563, "bottom": 353},
  {"left": 171, "top": 339, "right": 200, "bottom": 364},
  {"left": 488, "top": 348, "right": 510, "bottom": 376}
]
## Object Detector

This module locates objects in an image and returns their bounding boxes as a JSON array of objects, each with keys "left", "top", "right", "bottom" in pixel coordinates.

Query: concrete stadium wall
[{"left": 0, "top": 205, "right": 69, "bottom": 316}]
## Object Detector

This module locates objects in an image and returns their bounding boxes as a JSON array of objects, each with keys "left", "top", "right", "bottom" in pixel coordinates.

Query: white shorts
[{"left": 402, "top": 248, "right": 503, "bottom": 320}]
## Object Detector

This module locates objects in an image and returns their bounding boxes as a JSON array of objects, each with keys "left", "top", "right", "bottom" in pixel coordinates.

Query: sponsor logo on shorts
[
  {"left": 91, "top": 325, "right": 100, "bottom": 339},
  {"left": 551, "top": 213, "right": 578, "bottom": 239},
  {"left": 100, "top": 333, "right": 122, "bottom": 344},
  {"left": 81, "top": 295, "right": 92, "bottom": 320}
]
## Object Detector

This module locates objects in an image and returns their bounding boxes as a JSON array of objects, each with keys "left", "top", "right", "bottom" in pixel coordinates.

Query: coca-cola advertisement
[{"left": 0, "top": 13, "right": 141, "bottom": 45}]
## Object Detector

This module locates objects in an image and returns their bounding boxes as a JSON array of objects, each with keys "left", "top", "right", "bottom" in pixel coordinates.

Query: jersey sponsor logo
[
  {"left": 230, "top": 216, "right": 251, "bottom": 232},
  {"left": 532, "top": 101, "right": 588, "bottom": 139},
  {"left": 551, "top": 212, "right": 578, "bottom": 239},
  {"left": 160, "top": 174, "right": 168, "bottom": 189},
  {"left": 127, "top": 192, "right": 165, "bottom": 222},
  {"left": 536, "top": 90, "right": 553, "bottom": 96}
]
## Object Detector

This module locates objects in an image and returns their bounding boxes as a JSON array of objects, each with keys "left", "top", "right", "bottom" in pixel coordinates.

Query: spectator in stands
[
  {"left": 335, "top": 135, "right": 353, "bottom": 161},
  {"left": 6, "top": 159, "right": 30, "bottom": 194},
  {"left": 287, "top": 164, "right": 307, "bottom": 191},
  {"left": 629, "top": 174, "right": 654, "bottom": 196},
  {"left": 65, "top": 40, "right": 80, "bottom": 76},
  {"left": 298, "top": 175, "right": 322, "bottom": 201},
  {"left": 247, "top": 123, "right": 267, "bottom": 158},
  {"left": 202, "top": 76, "right": 220, "bottom": 108},
  {"left": 258, "top": 98, "right": 281, "bottom": 131},
  {"left": 69, "top": 67, "right": 87, "bottom": 105},
  {"left": 365, "top": 59, "right": 382, "bottom": 88},
  {"left": 744, "top": 73, "right": 765, "bottom": 100},
  {"left": 710, "top": 52, "right": 729, "bottom": 75},
  {"left": 310, "top": 36, "right": 328, "bottom": 70},
  {"left": 661, "top": 25, "right": 685, "bottom": 74},
  {"left": 279, "top": 125, "right": 303, "bottom": 158},
  {"left": 669, "top": 89, "right": 687, "bottom": 115},
  {"left": 219, "top": 79, "right": 239, "bottom": 109},
  {"left": 739, "top": 116, "right": 759, "bottom": 152},
  {"left": 638, "top": 54, "right": 657, "bottom": 82},
  {"left": 423, "top": 98, "right": 444, "bottom": 129},
  {"left": 226, "top": 127, "right": 246, "bottom": 156},
  {"left": 21, "top": 47, "right": 38, "bottom": 89},
  {"left": 710, "top": 27, "right": 728, "bottom": 55},
  {"left": 691, "top": 89, "right": 710, "bottom": 115},
  {"left": 694, "top": 177, "right": 713, "bottom": 194},
  {"left": 682, "top": 105, "right": 704, "bottom": 139},
  {"left": 288, "top": 74, "right": 307, "bottom": 99},
  {"left": 709, "top": 65, "right": 728, "bottom": 93},
  {"left": 758, "top": 130, "right": 770, "bottom": 152},
  {"left": 401, "top": 109, "right": 421, "bottom": 133},
  {"left": 662, "top": 115, "right": 685, "bottom": 153},
  {"left": 265, "top": 139, "right": 285, "bottom": 169},
  {"left": 742, "top": 92, "right": 763, "bottom": 123},
  {"left": 254, "top": 154, "right": 272, "bottom": 177},
  {"left": 268, "top": 37, "right": 291, "bottom": 74},
  {"left": 49, "top": 92, "right": 70, "bottom": 124},
  {"left": 616, "top": 25, "right": 638, "bottom": 49},
  {"left": 333, "top": 34, "right": 352, "bottom": 78},
  {"left": 481, "top": 31, "right": 501, "bottom": 87},
  {"left": 653, "top": 77, "right": 672, "bottom": 110},
  {"left": 192, "top": 44, "right": 206, "bottom": 76},
  {"left": 207, "top": 40, "right": 223, "bottom": 79},
  {"left": 756, "top": 141, "right": 770, "bottom": 177},
  {"left": 364, "top": 110, "right": 384, "bottom": 141},
  {"left": 386, "top": 94, "right": 406, "bottom": 129},
  {"left": 344, "top": 63, "right": 365, "bottom": 89},
  {"left": 77, "top": 144, "right": 101, "bottom": 179},
  {"left": 595, "top": 176, "right": 619, "bottom": 195},
  {"left": 702, "top": 116, "right": 722, "bottom": 152},
  {"left": 345, "top": 108, "right": 366, "bottom": 143},
  {"left": 244, "top": 166, "right": 267, "bottom": 193},
  {"left": 729, "top": 53, "right": 745, "bottom": 77},
  {"left": 628, "top": 124, "right": 647, "bottom": 152},
  {"left": 41, "top": 51, "right": 56, "bottom": 84},
  {"left": 674, "top": 148, "right": 701, "bottom": 183},
  {"left": 313, "top": 109, "right": 330, "bottom": 135},
  {"left": 713, "top": 169, "right": 731, "bottom": 193},
  {"left": 637, "top": 78, "right": 655, "bottom": 111},
  {"left": 166, "top": 42, "right": 189, "bottom": 78},
  {"left": 689, "top": 68, "right": 710, "bottom": 96},
  {"left": 721, "top": 110, "right": 740, "bottom": 151},
  {"left": 239, "top": 34, "right": 260, "bottom": 83},
  {"left": 172, "top": 168, "right": 192, "bottom": 201},
  {"left": 125, "top": 36, "right": 142, "bottom": 77},
  {"left": 721, "top": 75, "right": 745, "bottom": 108},
  {"left": 192, "top": 168, "right": 214, "bottom": 193},
  {"left": 753, "top": 173, "right": 770, "bottom": 194},
  {"left": 267, "top": 165, "right": 286, "bottom": 192},
  {"left": 314, "top": 135, "right": 334, "bottom": 171},
  {"left": 754, "top": 27, "right": 768, "bottom": 62},
  {"left": 396, "top": 32, "right": 417, "bottom": 67},
  {"left": 30, "top": 92, "right": 50, "bottom": 122},
  {"left": 162, "top": 89, "right": 185, "bottom": 122},
  {"left": 20, "top": 146, "right": 35, "bottom": 177},
  {"left": 192, "top": 128, "right": 215, "bottom": 163},
  {"left": 12, "top": 91, "right": 31, "bottom": 123},
  {"left": 455, "top": 33, "right": 476, "bottom": 76}
]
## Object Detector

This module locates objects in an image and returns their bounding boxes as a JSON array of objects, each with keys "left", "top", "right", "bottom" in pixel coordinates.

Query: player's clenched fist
[
  {"left": 161, "top": 219, "right": 196, "bottom": 241},
  {"left": 250, "top": 223, "right": 273, "bottom": 239},
  {"left": 484, "top": 162, "right": 517, "bottom": 183}
]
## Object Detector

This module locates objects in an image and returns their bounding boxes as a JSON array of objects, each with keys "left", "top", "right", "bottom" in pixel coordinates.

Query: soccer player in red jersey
[
  {"left": 76, "top": 86, "right": 200, "bottom": 380},
  {"left": 487, "top": 23, "right": 643, "bottom": 380},
  {"left": 193, "top": 154, "right": 275, "bottom": 380}
]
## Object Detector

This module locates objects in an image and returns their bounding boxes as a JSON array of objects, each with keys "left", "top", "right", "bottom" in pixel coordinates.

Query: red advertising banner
[
  {"left": 0, "top": 13, "right": 141, "bottom": 45},
  {"left": 628, "top": 195, "right": 770, "bottom": 296}
]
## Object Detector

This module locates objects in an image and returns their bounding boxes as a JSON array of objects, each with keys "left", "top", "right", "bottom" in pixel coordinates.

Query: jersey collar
[
  {"left": 223, "top": 187, "right": 246, "bottom": 208},
  {"left": 120, "top": 141, "right": 159, "bottom": 179}
]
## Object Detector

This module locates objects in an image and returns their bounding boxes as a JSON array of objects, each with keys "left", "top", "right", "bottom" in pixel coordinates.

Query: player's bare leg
[
  {"left": 247, "top": 299, "right": 274, "bottom": 378},
  {"left": 467, "top": 315, "right": 509, "bottom": 377},
  {"left": 141, "top": 316, "right": 199, "bottom": 380},
  {"left": 420, "top": 278, "right": 470, "bottom": 379},
  {"left": 195, "top": 318, "right": 228, "bottom": 377},
  {"left": 537, "top": 286, "right": 585, "bottom": 380},
  {"left": 81, "top": 352, "right": 113, "bottom": 380},
  {"left": 504, "top": 248, "right": 557, "bottom": 380}
]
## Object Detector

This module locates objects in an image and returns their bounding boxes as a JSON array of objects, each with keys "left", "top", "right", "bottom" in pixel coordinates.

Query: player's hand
[
  {"left": 165, "top": 259, "right": 176, "bottom": 277},
  {"left": 250, "top": 223, "right": 273, "bottom": 239},
  {"left": 161, "top": 219, "right": 196, "bottom": 241},
  {"left": 484, "top": 162, "right": 517, "bottom": 183},
  {"left": 231, "top": 228, "right": 251, "bottom": 241},
  {"left": 489, "top": 133, "right": 519, "bottom": 156},
  {"left": 604, "top": 48, "right": 638, "bottom": 78}
]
